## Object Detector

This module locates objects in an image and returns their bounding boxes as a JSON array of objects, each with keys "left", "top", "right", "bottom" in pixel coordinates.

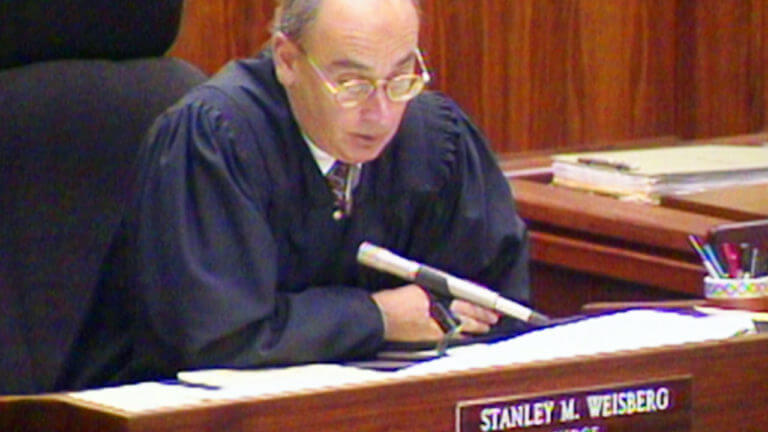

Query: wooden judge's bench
[
  {"left": 2, "top": 134, "right": 767, "bottom": 431},
  {"left": 0, "top": 333, "right": 766, "bottom": 431}
]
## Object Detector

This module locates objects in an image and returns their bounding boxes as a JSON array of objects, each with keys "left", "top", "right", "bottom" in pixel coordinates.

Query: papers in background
[
  {"left": 551, "top": 145, "right": 768, "bottom": 202},
  {"left": 694, "top": 305, "right": 768, "bottom": 322},
  {"left": 67, "top": 309, "right": 755, "bottom": 413}
]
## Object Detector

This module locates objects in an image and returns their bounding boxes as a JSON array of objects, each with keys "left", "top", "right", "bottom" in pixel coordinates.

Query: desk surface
[
  {"left": 1, "top": 334, "right": 766, "bottom": 432},
  {"left": 662, "top": 182, "right": 768, "bottom": 221}
]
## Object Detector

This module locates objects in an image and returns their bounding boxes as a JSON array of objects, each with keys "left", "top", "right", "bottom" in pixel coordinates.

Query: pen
[
  {"left": 739, "top": 243, "right": 752, "bottom": 275},
  {"left": 159, "top": 379, "right": 221, "bottom": 391},
  {"left": 750, "top": 247, "right": 759, "bottom": 276},
  {"left": 720, "top": 242, "right": 742, "bottom": 278},
  {"left": 576, "top": 157, "right": 636, "bottom": 172},
  {"left": 762, "top": 254, "right": 768, "bottom": 277},
  {"left": 687, "top": 235, "right": 721, "bottom": 279},
  {"left": 701, "top": 243, "right": 728, "bottom": 277},
  {"left": 751, "top": 248, "right": 767, "bottom": 277}
]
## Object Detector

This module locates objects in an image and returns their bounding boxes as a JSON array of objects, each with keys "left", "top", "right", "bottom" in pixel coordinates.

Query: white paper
[
  {"left": 177, "top": 363, "right": 390, "bottom": 397},
  {"left": 395, "top": 309, "right": 755, "bottom": 377},
  {"left": 67, "top": 309, "right": 754, "bottom": 413}
]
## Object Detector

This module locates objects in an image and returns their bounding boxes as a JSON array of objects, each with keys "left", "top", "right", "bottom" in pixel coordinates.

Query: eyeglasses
[{"left": 297, "top": 44, "right": 431, "bottom": 108}]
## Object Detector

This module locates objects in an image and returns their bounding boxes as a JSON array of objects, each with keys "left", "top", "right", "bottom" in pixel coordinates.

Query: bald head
[
  {"left": 273, "top": 0, "right": 421, "bottom": 43},
  {"left": 271, "top": 0, "right": 424, "bottom": 164}
]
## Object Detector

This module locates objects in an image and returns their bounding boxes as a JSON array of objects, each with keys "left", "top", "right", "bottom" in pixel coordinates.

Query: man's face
[{"left": 277, "top": 0, "right": 421, "bottom": 164}]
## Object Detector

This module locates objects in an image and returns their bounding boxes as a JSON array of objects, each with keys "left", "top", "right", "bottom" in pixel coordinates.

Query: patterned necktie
[{"left": 326, "top": 161, "right": 351, "bottom": 219}]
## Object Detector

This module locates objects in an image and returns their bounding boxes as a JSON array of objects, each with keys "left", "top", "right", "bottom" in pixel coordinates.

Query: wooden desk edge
[{"left": 2, "top": 334, "right": 767, "bottom": 431}]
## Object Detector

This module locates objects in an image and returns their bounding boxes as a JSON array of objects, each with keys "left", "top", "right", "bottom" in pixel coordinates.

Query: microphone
[{"left": 357, "top": 242, "right": 550, "bottom": 326}]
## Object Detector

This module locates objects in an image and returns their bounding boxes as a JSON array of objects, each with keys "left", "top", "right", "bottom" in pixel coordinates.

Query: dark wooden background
[{"left": 169, "top": 0, "right": 768, "bottom": 154}]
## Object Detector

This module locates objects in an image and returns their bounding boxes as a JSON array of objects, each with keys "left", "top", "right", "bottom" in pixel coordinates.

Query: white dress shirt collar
[{"left": 303, "top": 134, "right": 362, "bottom": 175}]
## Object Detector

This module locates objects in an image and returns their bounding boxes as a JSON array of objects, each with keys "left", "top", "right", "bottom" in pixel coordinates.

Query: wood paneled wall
[{"left": 169, "top": 0, "right": 768, "bottom": 153}]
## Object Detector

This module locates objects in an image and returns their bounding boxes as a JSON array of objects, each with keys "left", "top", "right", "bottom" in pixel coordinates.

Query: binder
[{"left": 551, "top": 144, "right": 768, "bottom": 202}]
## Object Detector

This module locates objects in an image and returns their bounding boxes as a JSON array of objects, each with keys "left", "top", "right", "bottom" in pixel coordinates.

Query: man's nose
[{"left": 361, "top": 85, "right": 394, "bottom": 122}]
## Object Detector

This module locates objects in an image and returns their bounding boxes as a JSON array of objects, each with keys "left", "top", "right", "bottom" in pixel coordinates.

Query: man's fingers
[
  {"left": 450, "top": 300, "right": 500, "bottom": 326},
  {"left": 455, "top": 314, "right": 490, "bottom": 334}
]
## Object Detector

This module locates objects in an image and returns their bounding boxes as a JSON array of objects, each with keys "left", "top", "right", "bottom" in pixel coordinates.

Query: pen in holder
[{"left": 703, "top": 275, "right": 768, "bottom": 312}]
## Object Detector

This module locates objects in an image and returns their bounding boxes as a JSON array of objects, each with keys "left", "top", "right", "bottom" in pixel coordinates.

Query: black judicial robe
[{"left": 58, "top": 51, "right": 531, "bottom": 390}]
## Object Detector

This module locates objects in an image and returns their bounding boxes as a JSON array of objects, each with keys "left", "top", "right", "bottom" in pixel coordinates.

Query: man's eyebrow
[
  {"left": 327, "top": 50, "right": 416, "bottom": 72},
  {"left": 327, "top": 58, "right": 369, "bottom": 71},
  {"left": 393, "top": 51, "right": 416, "bottom": 68}
]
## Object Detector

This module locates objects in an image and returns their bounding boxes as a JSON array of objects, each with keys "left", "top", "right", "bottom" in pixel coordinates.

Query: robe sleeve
[
  {"left": 403, "top": 93, "right": 532, "bottom": 335},
  {"left": 129, "top": 97, "right": 384, "bottom": 376}
]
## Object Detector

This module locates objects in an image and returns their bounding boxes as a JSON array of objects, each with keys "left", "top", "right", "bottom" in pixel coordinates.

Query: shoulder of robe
[{"left": 384, "top": 91, "right": 471, "bottom": 193}]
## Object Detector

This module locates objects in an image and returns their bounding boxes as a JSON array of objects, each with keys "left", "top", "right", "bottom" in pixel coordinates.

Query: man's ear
[{"left": 273, "top": 33, "right": 299, "bottom": 87}]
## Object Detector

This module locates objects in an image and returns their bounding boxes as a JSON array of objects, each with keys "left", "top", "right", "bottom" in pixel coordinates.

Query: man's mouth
[{"left": 350, "top": 133, "right": 380, "bottom": 144}]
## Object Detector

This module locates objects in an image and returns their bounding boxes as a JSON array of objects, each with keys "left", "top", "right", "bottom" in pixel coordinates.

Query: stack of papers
[
  {"left": 397, "top": 309, "right": 755, "bottom": 377},
  {"left": 69, "top": 364, "right": 391, "bottom": 413},
  {"left": 551, "top": 145, "right": 768, "bottom": 203},
  {"left": 67, "top": 309, "right": 755, "bottom": 413}
]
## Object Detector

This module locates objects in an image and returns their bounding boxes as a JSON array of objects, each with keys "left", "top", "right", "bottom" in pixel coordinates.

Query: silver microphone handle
[
  {"left": 357, "top": 242, "right": 420, "bottom": 281},
  {"left": 434, "top": 269, "right": 533, "bottom": 322},
  {"left": 357, "top": 242, "right": 550, "bottom": 326}
]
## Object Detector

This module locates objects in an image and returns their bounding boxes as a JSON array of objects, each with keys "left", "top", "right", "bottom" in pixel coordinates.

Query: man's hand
[
  {"left": 371, "top": 285, "right": 500, "bottom": 341},
  {"left": 371, "top": 284, "right": 442, "bottom": 341},
  {"left": 449, "top": 299, "right": 500, "bottom": 334}
]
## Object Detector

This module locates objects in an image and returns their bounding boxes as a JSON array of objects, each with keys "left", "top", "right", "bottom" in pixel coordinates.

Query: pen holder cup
[{"left": 704, "top": 275, "right": 768, "bottom": 312}]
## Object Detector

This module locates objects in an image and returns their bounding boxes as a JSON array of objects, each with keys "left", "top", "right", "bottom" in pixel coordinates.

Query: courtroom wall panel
[
  {"left": 171, "top": 0, "right": 273, "bottom": 74},
  {"left": 419, "top": 0, "right": 678, "bottom": 152},
  {"left": 169, "top": 0, "right": 768, "bottom": 153},
  {"left": 675, "top": 0, "right": 766, "bottom": 139}
]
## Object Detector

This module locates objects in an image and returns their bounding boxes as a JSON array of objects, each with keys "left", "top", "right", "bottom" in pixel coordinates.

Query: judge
[{"left": 59, "top": 0, "right": 532, "bottom": 390}]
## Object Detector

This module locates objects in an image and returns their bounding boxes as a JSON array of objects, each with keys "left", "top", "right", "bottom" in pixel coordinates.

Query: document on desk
[
  {"left": 67, "top": 310, "right": 754, "bottom": 413},
  {"left": 69, "top": 364, "right": 391, "bottom": 413},
  {"left": 177, "top": 363, "right": 390, "bottom": 396},
  {"left": 396, "top": 309, "right": 755, "bottom": 377}
]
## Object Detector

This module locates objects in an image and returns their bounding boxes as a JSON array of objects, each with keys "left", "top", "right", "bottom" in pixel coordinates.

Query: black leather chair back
[{"left": 0, "top": 0, "right": 207, "bottom": 394}]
